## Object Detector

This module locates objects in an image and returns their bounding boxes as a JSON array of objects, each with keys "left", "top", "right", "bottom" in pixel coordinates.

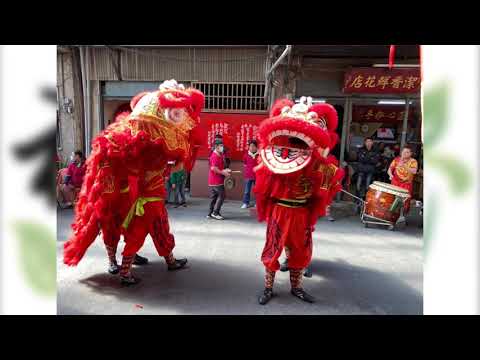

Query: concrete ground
[{"left": 57, "top": 197, "right": 423, "bottom": 315}]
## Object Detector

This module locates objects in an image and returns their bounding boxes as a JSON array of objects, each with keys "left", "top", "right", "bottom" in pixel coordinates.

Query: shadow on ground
[{"left": 69, "top": 256, "right": 422, "bottom": 315}]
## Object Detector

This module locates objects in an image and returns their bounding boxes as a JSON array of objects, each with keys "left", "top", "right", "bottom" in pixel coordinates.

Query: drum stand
[{"left": 341, "top": 189, "right": 402, "bottom": 231}]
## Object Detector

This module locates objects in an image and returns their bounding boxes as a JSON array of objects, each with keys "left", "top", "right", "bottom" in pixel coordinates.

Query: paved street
[{"left": 57, "top": 197, "right": 423, "bottom": 315}]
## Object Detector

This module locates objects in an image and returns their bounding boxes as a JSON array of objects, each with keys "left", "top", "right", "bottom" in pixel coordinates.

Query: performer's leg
[
  {"left": 119, "top": 217, "right": 150, "bottom": 285},
  {"left": 303, "top": 264, "right": 313, "bottom": 278},
  {"left": 149, "top": 202, "right": 187, "bottom": 271},
  {"left": 102, "top": 220, "right": 121, "bottom": 275},
  {"left": 259, "top": 206, "right": 288, "bottom": 305},
  {"left": 285, "top": 211, "right": 315, "bottom": 302},
  {"left": 258, "top": 268, "right": 276, "bottom": 305},
  {"left": 280, "top": 246, "right": 290, "bottom": 272}
]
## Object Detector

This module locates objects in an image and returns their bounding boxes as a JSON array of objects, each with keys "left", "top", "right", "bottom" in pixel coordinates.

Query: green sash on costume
[{"left": 122, "top": 197, "right": 163, "bottom": 229}]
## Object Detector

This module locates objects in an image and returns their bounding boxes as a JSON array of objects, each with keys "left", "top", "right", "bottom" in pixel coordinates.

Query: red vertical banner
[{"left": 197, "top": 112, "right": 267, "bottom": 161}]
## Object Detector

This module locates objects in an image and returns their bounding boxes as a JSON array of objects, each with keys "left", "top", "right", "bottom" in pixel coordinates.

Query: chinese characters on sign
[
  {"left": 352, "top": 106, "right": 415, "bottom": 123},
  {"left": 197, "top": 113, "right": 267, "bottom": 161},
  {"left": 344, "top": 68, "right": 421, "bottom": 94},
  {"left": 237, "top": 124, "right": 259, "bottom": 152}
]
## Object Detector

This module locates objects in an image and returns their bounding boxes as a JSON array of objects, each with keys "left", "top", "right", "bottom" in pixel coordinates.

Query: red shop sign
[
  {"left": 343, "top": 67, "right": 421, "bottom": 94},
  {"left": 352, "top": 105, "right": 415, "bottom": 123},
  {"left": 196, "top": 112, "right": 268, "bottom": 161}
]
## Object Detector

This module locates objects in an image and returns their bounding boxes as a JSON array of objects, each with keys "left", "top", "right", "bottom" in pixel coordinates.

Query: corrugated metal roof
[{"left": 87, "top": 46, "right": 267, "bottom": 82}]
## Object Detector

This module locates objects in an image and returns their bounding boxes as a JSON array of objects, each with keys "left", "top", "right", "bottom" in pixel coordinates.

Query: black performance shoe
[
  {"left": 304, "top": 267, "right": 313, "bottom": 278},
  {"left": 280, "top": 259, "right": 289, "bottom": 272},
  {"left": 167, "top": 258, "right": 188, "bottom": 271},
  {"left": 120, "top": 275, "right": 141, "bottom": 286},
  {"left": 108, "top": 263, "right": 120, "bottom": 275},
  {"left": 258, "top": 288, "right": 274, "bottom": 305},
  {"left": 291, "top": 288, "right": 316, "bottom": 303},
  {"left": 133, "top": 254, "right": 149, "bottom": 266}
]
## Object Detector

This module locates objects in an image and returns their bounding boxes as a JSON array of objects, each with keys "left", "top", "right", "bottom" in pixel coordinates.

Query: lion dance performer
[
  {"left": 63, "top": 80, "right": 204, "bottom": 286},
  {"left": 254, "top": 96, "right": 344, "bottom": 305}
]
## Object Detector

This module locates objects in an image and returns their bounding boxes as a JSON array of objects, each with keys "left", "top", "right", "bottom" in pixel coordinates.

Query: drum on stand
[{"left": 364, "top": 181, "right": 410, "bottom": 225}]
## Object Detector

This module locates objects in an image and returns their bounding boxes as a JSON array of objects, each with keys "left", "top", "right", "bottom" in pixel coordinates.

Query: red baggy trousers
[
  {"left": 122, "top": 201, "right": 175, "bottom": 258},
  {"left": 261, "top": 204, "right": 313, "bottom": 272}
]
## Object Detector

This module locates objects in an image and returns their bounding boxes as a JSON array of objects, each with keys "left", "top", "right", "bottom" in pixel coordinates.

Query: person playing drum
[{"left": 387, "top": 145, "right": 418, "bottom": 214}]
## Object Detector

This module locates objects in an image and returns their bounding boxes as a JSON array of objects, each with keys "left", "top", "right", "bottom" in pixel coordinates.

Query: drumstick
[
  {"left": 341, "top": 189, "right": 364, "bottom": 203},
  {"left": 230, "top": 170, "right": 241, "bottom": 173}
]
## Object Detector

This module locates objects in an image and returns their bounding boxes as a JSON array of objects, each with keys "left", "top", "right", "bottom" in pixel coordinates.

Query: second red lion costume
[
  {"left": 63, "top": 80, "right": 204, "bottom": 285},
  {"left": 254, "top": 96, "right": 344, "bottom": 304}
]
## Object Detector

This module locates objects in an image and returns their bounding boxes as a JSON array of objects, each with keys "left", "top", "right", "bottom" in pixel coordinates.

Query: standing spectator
[
  {"left": 388, "top": 144, "right": 418, "bottom": 216},
  {"left": 170, "top": 162, "right": 187, "bottom": 208},
  {"left": 57, "top": 150, "right": 86, "bottom": 208},
  {"left": 241, "top": 140, "right": 259, "bottom": 209},
  {"left": 356, "top": 137, "right": 379, "bottom": 198},
  {"left": 210, "top": 134, "right": 231, "bottom": 168},
  {"left": 207, "top": 139, "right": 231, "bottom": 220}
]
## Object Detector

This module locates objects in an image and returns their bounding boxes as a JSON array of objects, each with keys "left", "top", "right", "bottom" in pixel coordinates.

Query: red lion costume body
[
  {"left": 254, "top": 96, "right": 344, "bottom": 304},
  {"left": 63, "top": 80, "right": 204, "bottom": 285}
]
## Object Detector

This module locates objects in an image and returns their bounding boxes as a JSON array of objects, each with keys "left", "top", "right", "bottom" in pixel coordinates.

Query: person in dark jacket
[{"left": 356, "top": 137, "right": 379, "bottom": 197}]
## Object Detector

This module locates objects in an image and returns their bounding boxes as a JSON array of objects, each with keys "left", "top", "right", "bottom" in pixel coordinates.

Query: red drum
[{"left": 364, "top": 181, "right": 410, "bottom": 224}]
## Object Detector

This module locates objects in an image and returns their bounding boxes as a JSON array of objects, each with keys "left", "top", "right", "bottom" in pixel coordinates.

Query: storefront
[{"left": 295, "top": 65, "right": 423, "bottom": 201}]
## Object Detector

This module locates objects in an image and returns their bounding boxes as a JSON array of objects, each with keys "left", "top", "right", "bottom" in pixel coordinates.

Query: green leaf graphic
[
  {"left": 426, "top": 153, "right": 471, "bottom": 195},
  {"left": 423, "top": 193, "right": 436, "bottom": 255},
  {"left": 12, "top": 221, "right": 56, "bottom": 296},
  {"left": 423, "top": 81, "right": 449, "bottom": 149}
]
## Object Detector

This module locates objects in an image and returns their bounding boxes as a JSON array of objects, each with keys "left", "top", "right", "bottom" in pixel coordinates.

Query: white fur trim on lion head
[{"left": 159, "top": 79, "right": 185, "bottom": 91}]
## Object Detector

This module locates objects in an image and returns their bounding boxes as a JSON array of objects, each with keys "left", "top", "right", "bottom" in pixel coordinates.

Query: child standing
[
  {"left": 170, "top": 162, "right": 187, "bottom": 208},
  {"left": 241, "top": 140, "right": 259, "bottom": 209}
]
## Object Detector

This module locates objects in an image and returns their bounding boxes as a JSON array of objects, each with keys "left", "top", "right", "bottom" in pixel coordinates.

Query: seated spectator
[{"left": 57, "top": 151, "right": 86, "bottom": 208}]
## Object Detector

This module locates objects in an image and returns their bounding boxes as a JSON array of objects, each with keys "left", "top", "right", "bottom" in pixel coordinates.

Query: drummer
[
  {"left": 387, "top": 145, "right": 418, "bottom": 214},
  {"left": 207, "top": 139, "right": 232, "bottom": 220}
]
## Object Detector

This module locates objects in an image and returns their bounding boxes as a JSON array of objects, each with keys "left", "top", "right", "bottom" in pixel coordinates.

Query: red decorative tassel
[{"left": 389, "top": 45, "right": 396, "bottom": 70}]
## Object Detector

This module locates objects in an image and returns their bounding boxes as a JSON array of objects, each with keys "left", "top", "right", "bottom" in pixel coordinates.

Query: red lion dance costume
[
  {"left": 254, "top": 96, "right": 344, "bottom": 304},
  {"left": 63, "top": 80, "right": 204, "bottom": 285}
]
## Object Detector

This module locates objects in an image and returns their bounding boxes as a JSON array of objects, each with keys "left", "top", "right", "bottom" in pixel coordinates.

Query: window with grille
[{"left": 192, "top": 82, "right": 267, "bottom": 113}]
